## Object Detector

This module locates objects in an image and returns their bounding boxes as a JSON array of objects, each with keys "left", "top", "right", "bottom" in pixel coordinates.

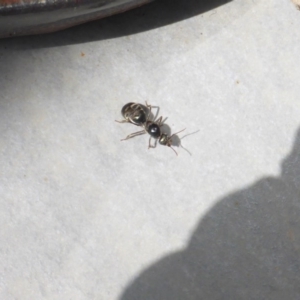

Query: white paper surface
[{"left": 1, "top": 0, "right": 300, "bottom": 299}]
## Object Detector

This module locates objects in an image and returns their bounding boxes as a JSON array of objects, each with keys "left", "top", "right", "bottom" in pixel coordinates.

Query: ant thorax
[{"left": 146, "top": 122, "right": 161, "bottom": 139}]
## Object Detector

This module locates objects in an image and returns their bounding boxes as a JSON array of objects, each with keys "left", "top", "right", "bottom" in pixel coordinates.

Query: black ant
[{"left": 117, "top": 102, "right": 185, "bottom": 155}]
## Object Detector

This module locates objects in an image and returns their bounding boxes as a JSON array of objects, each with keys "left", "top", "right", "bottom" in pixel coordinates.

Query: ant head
[
  {"left": 159, "top": 128, "right": 186, "bottom": 156},
  {"left": 159, "top": 133, "right": 178, "bottom": 155},
  {"left": 158, "top": 133, "right": 170, "bottom": 146}
]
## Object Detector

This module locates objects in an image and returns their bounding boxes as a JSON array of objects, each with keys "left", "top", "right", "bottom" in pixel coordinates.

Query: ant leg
[
  {"left": 148, "top": 137, "right": 158, "bottom": 149},
  {"left": 146, "top": 101, "right": 161, "bottom": 121},
  {"left": 145, "top": 101, "right": 153, "bottom": 122},
  {"left": 148, "top": 137, "right": 152, "bottom": 149},
  {"left": 155, "top": 116, "right": 164, "bottom": 127},
  {"left": 148, "top": 137, "right": 155, "bottom": 149},
  {"left": 115, "top": 119, "right": 128, "bottom": 123},
  {"left": 169, "top": 146, "right": 178, "bottom": 156},
  {"left": 121, "top": 130, "right": 146, "bottom": 141}
]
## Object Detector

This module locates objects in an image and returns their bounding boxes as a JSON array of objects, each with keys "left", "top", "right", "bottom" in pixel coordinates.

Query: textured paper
[{"left": 0, "top": 0, "right": 300, "bottom": 299}]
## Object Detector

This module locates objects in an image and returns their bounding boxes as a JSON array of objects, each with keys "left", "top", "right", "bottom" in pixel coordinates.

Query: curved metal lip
[
  {"left": 0, "top": 0, "right": 153, "bottom": 38},
  {"left": 0, "top": 0, "right": 123, "bottom": 14}
]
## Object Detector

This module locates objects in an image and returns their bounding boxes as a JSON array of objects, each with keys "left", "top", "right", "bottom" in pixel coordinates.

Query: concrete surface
[{"left": 0, "top": 0, "right": 300, "bottom": 299}]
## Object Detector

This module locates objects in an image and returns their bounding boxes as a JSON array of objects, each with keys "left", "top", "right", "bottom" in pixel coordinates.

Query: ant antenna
[
  {"left": 179, "top": 129, "right": 199, "bottom": 156},
  {"left": 170, "top": 146, "right": 178, "bottom": 156},
  {"left": 170, "top": 128, "right": 186, "bottom": 139},
  {"left": 180, "top": 129, "right": 200, "bottom": 140},
  {"left": 180, "top": 143, "right": 192, "bottom": 156},
  {"left": 168, "top": 128, "right": 186, "bottom": 156}
]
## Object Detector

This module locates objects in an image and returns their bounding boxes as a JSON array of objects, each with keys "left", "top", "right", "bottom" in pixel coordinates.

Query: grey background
[{"left": 1, "top": 0, "right": 300, "bottom": 299}]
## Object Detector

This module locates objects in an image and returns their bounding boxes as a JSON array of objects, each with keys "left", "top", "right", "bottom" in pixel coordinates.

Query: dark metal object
[{"left": 0, "top": 0, "right": 153, "bottom": 38}]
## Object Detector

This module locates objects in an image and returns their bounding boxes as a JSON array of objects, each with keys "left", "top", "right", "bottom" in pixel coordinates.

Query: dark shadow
[
  {"left": 0, "top": 0, "right": 232, "bottom": 50},
  {"left": 160, "top": 123, "right": 171, "bottom": 136},
  {"left": 121, "top": 128, "right": 300, "bottom": 300}
]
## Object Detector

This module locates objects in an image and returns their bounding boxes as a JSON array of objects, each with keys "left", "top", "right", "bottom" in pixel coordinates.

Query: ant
[{"left": 117, "top": 102, "right": 185, "bottom": 155}]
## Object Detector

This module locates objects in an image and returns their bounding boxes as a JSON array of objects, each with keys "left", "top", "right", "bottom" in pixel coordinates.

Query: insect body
[
  {"left": 116, "top": 102, "right": 149, "bottom": 126},
  {"left": 117, "top": 102, "right": 185, "bottom": 156}
]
